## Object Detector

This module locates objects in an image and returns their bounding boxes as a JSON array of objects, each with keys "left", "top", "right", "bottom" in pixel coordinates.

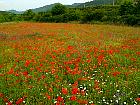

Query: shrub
[{"left": 121, "top": 15, "right": 138, "bottom": 26}]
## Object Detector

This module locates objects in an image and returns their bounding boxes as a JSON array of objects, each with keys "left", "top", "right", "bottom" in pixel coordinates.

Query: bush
[
  {"left": 93, "top": 10, "right": 104, "bottom": 21},
  {"left": 81, "top": 10, "right": 104, "bottom": 23},
  {"left": 121, "top": 15, "right": 138, "bottom": 26},
  {"left": 101, "top": 15, "right": 108, "bottom": 22}
]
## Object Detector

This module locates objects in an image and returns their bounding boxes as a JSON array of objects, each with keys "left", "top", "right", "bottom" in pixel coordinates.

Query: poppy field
[{"left": 0, "top": 22, "right": 140, "bottom": 105}]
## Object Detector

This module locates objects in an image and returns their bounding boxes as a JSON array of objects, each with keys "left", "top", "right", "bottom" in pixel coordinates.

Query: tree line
[{"left": 0, "top": 1, "right": 140, "bottom": 26}]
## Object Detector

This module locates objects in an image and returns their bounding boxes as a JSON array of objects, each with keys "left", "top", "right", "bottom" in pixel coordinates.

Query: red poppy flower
[
  {"left": 62, "top": 88, "right": 68, "bottom": 95},
  {"left": 40, "top": 64, "right": 43, "bottom": 67},
  {"left": 108, "top": 50, "right": 114, "bottom": 55},
  {"left": 77, "top": 99, "right": 88, "bottom": 104},
  {"left": 104, "top": 64, "right": 108, "bottom": 67},
  {"left": 7, "top": 102, "right": 12, "bottom": 105},
  {"left": 0, "top": 65, "right": 3, "bottom": 69},
  {"left": 66, "top": 54, "right": 71, "bottom": 57},
  {"left": 7, "top": 68, "right": 14, "bottom": 74},
  {"left": 0, "top": 93, "right": 4, "bottom": 98},
  {"left": 15, "top": 73, "right": 19, "bottom": 77},
  {"left": 98, "top": 54, "right": 104, "bottom": 61},
  {"left": 72, "top": 88, "right": 79, "bottom": 95},
  {"left": 3, "top": 98, "right": 9, "bottom": 102},
  {"left": 57, "top": 96, "right": 63, "bottom": 102},
  {"left": 61, "top": 102, "right": 65, "bottom": 105},
  {"left": 68, "top": 45, "right": 73, "bottom": 50},
  {"left": 56, "top": 102, "right": 60, "bottom": 105},
  {"left": 81, "top": 90, "right": 85, "bottom": 96},
  {"left": 136, "top": 52, "right": 140, "bottom": 56},
  {"left": 112, "top": 71, "right": 121, "bottom": 77},
  {"left": 70, "top": 96, "right": 76, "bottom": 101},
  {"left": 87, "top": 59, "right": 91, "bottom": 63},
  {"left": 72, "top": 81, "right": 78, "bottom": 87},
  {"left": 24, "top": 60, "right": 30, "bottom": 67},
  {"left": 47, "top": 95, "right": 51, "bottom": 100},
  {"left": 136, "top": 98, "right": 140, "bottom": 101},
  {"left": 16, "top": 98, "right": 24, "bottom": 105},
  {"left": 41, "top": 75, "right": 46, "bottom": 79},
  {"left": 22, "top": 71, "right": 28, "bottom": 76}
]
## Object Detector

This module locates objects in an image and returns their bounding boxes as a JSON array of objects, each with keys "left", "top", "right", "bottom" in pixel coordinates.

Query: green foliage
[
  {"left": 33, "top": 12, "right": 52, "bottom": 22},
  {"left": 0, "top": 1, "right": 140, "bottom": 26},
  {"left": 22, "top": 9, "right": 35, "bottom": 21},
  {"left": 119, "top": 2, "right": 135, "bottom": 16},
  {"left": 81, "top": 9, "right": 104, "bottom": 23},
  {"left": 121, "top": 15, "right": 140, "bottom": 25},
  {"left": 135, "top": 0, "right": 140, "bottom": 14},
  {"left": 65, "top": 9, "right": 82, "bottom": 21},
  {"left": 51, "top": 3, "right": 67, "bottom": 16},
  {"left": 0, "top": 12, "right": 15, "bottom": 23},
  {"left": 78, "top": 0, "right": 117, "bottom": 7}
]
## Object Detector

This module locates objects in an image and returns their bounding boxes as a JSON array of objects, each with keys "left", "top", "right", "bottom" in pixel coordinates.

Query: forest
[{"left": 0, "top": 0, "right": 140, "bottom": 26}]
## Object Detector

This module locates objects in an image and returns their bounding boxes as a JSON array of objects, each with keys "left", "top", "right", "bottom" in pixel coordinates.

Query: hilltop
[{"left": 7, "top": 0, "right": 134, "bottom": 13}]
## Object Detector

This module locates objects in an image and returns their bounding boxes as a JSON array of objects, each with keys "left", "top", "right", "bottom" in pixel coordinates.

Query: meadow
[{"left": 0, "top": 22, "right": 140, "bottom": 105}]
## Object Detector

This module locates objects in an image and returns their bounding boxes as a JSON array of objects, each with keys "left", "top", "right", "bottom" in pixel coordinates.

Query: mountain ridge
[{"left": 6, "top": 0, "right": 134, "bottom": 14}]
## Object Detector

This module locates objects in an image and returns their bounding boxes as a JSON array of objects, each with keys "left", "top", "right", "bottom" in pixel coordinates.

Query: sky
[{"left": 0, "top": 0, "right": 92, "bottom": 11}]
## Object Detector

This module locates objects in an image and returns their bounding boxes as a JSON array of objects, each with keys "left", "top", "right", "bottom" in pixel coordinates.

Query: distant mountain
[
  {"left": 5, "top": 0, "right": 134, "bottom": 14},
  {"left": 71, "top": 3, "right": 82, "bottom": 7},
  {"left": 77, "top": 0, "right": 135, "bottom": 7},
  {"left": 8, "top": 10, "right": 23, "bottom": 14},
  {"left": 30, "top": 0, "right": 118, "bottom": 12},
  {"left": 31, "top": 3, "right": 58, "bottom": 13},
  {"left": 0, "top": 11, "right": 7, "bottom": 13},
  {"left": 6, "top": 3, "right": 59, "bottom": 14},
  {"left": 31, "top": 3, "right": 81, "bottom": 13},
  {"left": 0, "top": 11, "right": 10, "bottom": 14},
  {"left": 77, "top": 0, "right": 117, "bottom": 7}
]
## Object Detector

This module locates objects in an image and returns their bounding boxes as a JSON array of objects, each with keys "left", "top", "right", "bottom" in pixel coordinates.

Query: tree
[
  {"left": 134, "top": 0, "right": 140, "bottom": 14},
  {"left": 51, "top": 3, "right": 67, "bottom": 16},
  {"left": 119, "top": 1, "right": 134, "bottom": 16},
  {"left": 22, "top": 9, "right": 35, "bottom": 21}
]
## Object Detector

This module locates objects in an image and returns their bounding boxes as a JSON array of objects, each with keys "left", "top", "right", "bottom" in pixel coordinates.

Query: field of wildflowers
[{"left": 0, "top": 22, "right": 140, "bottom": 105}]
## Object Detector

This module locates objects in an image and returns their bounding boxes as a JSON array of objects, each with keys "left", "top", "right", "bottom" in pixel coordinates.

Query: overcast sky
[{"left": 0, "top": 0, "right": 92, "bottom": 11}]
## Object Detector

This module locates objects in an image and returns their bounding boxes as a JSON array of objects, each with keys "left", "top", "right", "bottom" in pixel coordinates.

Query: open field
[{"left": 0, "top": 22, "right": 140, "bottom": 105}]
